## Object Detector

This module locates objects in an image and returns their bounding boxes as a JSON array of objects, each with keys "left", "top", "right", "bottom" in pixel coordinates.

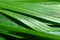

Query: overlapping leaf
[{"left": 0, "top": 0, "right": 60, "bottom": 40}]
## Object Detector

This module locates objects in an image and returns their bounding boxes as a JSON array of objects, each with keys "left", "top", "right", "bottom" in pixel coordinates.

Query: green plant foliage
[{"left": 0, "top": 0, "right": 60, "bottom": 40}]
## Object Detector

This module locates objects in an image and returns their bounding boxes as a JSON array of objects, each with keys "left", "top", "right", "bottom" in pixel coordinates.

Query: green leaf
[
  {"left": 0, "top": 0, "right": 60, "bottom": 40},
  {"left": 0, "top": 8, "right": 59, "bottom": 32}
]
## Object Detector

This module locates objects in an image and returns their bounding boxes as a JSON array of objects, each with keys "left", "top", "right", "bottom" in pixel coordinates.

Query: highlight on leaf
[{"left": 0, "top": 0, "right": 60, "bottom": 40}]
